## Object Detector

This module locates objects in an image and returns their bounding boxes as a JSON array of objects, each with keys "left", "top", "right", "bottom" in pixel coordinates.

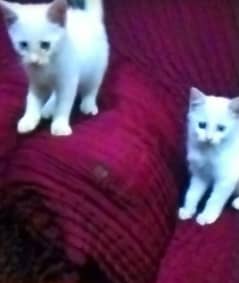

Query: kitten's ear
[
  {"left": 47, "top": 0, "right": 67, "bottom": 27},
  {"left": 190, "top": 87, "right": 206, "bottom": 108},
  {"left": 229, "top": 97, "right": 239, "bottom": 116},
  {"left": 0, "top": 0, "right": 18, "bottom": 25}
]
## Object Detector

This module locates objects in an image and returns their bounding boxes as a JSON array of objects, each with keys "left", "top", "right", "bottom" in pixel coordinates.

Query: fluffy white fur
[
  {"left": 0, "top": 0, "right": 109, "bottom": 135},
  {"left": 179, "top": 87, "right": 239, "bottom": 225}
]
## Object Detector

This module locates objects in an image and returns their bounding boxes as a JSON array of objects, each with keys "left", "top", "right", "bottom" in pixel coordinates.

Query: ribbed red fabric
[
  {"left": 0, "top": 1, "right": 238, "bottom": 283},
  {"left": 157, "top": 212, "right": 239, "bottom": 283},
  {"left": 0, "top": 16, "right": 27, "bottom": 178},
  {"left": 3, "top": 60, "right": 182, "bottom": 283}
]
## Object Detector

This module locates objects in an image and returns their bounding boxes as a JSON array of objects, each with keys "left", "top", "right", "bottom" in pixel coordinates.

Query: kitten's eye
[
  {"left": 198, "top": 122, "right": 207, "bottom": 129},
  {"left": 217, "top": 124, "right": 226, "bottom": 132},
  {"left": 19, "top": 41, "right": 28, "bottom": 50},
  {"left": 40, "top": 41, "right": 50, "bottom": 50}
]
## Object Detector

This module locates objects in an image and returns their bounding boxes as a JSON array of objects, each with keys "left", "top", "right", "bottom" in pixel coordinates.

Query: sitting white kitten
[
  {"left": 179, "top": 87, "right": 239, "bottom": 225},
  {"left": 0, "top": 0, "right": 109, "bottom": 135}
]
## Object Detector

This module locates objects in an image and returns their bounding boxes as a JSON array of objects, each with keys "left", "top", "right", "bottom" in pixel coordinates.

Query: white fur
[
  {"left": 232, "top": 197, "right": 239, "bottom": 210},
  {"left": 178, "top": 87, "right": 239, "bottom": 225},
  {"left": 1, "top": 0, "right": 109, "bottom": 135}
]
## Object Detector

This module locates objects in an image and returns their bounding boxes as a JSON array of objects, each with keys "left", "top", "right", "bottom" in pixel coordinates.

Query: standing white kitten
[
  {"left": 179, "top": 87, "right": 239, "bottom": 225},
  {"left": 0, "top": 0, "right": 109, "bottom": 135}
]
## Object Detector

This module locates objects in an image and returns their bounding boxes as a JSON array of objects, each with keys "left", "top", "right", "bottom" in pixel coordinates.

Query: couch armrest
[{"left": 4, "top": 59, "right": 183, "bottom": 283}]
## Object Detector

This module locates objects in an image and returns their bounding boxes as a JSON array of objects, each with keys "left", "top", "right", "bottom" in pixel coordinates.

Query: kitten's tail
[{"left": 85, "top": 0, "right": 104, "bottom": 20}]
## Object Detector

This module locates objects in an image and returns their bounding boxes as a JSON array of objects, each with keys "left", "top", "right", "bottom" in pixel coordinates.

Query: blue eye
[
  {"left": 19, "top": 41, "right": 28, "bottom": 49},
  {"left": 40, "top": 41, "right": 50, "bottom": 50},
  {"left": 198, "top": 122, "right": 207, "bottom": 129},
  {"left": 217, "top": 125, "right": 225, "bottom": 132}
]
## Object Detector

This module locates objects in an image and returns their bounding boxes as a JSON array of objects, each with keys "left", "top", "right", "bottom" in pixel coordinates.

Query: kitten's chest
[
  {"left": 26, "top": 65, "right": 56, "bottom": 89},
  {"left": 188, "top": 142, "right": 239, "bottom": 181},
  {"left": 188, "top": 146, "right": 219, "bottom": 175}
]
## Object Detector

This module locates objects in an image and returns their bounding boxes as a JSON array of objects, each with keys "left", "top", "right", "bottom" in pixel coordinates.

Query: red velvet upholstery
[
  {"left": 0, "top": 0, "right": 239, "bottom": 283},
  {"left": 0, "top": 16, "right": 26, "bottom": 178}
]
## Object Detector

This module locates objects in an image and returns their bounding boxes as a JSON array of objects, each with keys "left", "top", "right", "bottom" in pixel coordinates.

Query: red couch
[{"left": 0, "top": 0, "right": 239, "bottom": 283}]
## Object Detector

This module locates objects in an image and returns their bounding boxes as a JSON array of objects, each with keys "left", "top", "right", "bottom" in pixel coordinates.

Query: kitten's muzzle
[
  {"left": 198, "top": 132, "right": 216, "bottom": 145},
  {"left": 204, "top": 135, "right": 219, "bottom": 146},
  {"left": 205, "top": 136, "right": 214, "bottom": 143},
  {"left": 27, "top": 53, "right": 48, "bottom": 67},
  {"left": 29, "top": 54, "right": 40, "bottom": 64}
]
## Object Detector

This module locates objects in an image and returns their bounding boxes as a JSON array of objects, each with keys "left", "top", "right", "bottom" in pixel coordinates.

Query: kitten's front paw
[
  {"left": 80, "top": 97, "right": 98, "bottom": 116},
  {"left": 17, "top": 116, "right": 40, "bottom": 134},
  {"left": 232, "top": 198, "right": 239, "bottom": 210},
  {"left": 51, "top": 119, "right": 72, "bottom": 136},
  {"left": 196, "top": 210, "right": 220, "bottom": 226},
  {"left": 178, "top": 207, "right": 194, "bottom": 220}
]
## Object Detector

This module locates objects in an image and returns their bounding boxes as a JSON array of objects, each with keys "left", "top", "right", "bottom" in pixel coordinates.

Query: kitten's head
[
  {"left": 188, "top": 87, "right": 239, "bottom": 145},
  {"left": 0, "top": 0, "right": 68, "bottom": 67}
]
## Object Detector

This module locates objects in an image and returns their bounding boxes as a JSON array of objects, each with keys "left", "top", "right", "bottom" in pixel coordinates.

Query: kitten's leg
[
  {"left": 42, "top": 93, "right": 56, "bottom": 120},
  {"left": 80, "top": 88, "right": 99, "bottom": 116},
  {"left": 178, "top": 175, "right": 208, "bottom": 220},
  {"left": 51, "top": 77, "right": 78, "bottom": 136},
  {"left": 17, "top": 89, "right": 45, "bottom": 134},
  {"left": 196, "top": 179, "right": 236, "bottom": 225},
  {"left": 80, "top": 53, "right": 108, "bottom": 116},
  {"left": 80, "top": 70, "right": 105, "bottom": 116},
  {"left": 232, "top": 197, "right": 239, "bottom": 210},
  {"left": 232, "top": 183, "right": 239, "bottom": 209}
]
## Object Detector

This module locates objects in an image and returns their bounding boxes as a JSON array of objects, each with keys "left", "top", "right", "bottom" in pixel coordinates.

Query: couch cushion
[
  {"left": 105, "top": 0, "right": 239, "bottom": 96},
  {"left": 156, "top": 211, "right": 239, "bottom": 283}
]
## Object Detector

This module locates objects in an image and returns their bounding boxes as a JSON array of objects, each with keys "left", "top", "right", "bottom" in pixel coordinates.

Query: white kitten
[
  {"left": 178, "top": 87, "right": 239, "bottom": 225},
  {"left": 0, "top": 0, "right": 109, "bottom": 135}
]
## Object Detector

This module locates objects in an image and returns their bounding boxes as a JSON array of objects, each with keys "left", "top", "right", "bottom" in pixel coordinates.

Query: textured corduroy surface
[{"left": 0, "top": 1, "right": 238, "bottom": 283}]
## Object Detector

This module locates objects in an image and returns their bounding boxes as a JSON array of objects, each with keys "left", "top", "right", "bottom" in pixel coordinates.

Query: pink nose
[{"left": 205, "top": 136, "right": 213, "bottom": 143}]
